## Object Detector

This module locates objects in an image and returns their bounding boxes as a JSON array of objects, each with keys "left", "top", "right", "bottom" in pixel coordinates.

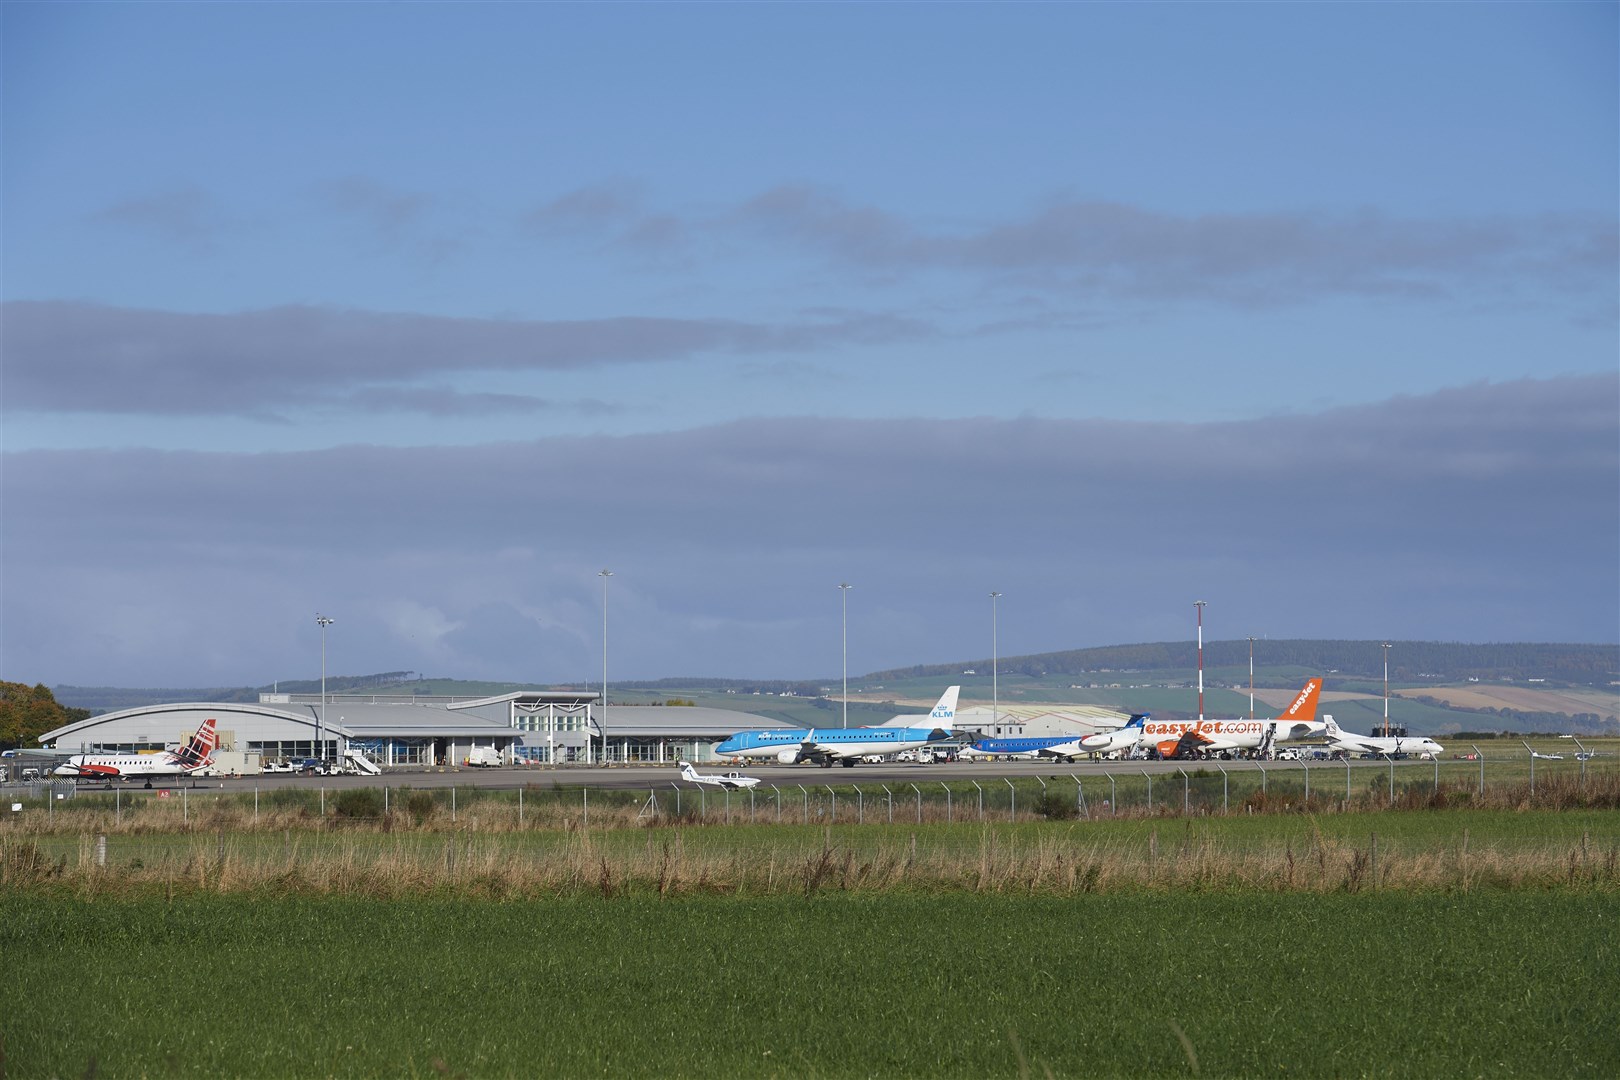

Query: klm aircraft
[{"left": 713, "top": 686, "right": 959, "bottom": 768}]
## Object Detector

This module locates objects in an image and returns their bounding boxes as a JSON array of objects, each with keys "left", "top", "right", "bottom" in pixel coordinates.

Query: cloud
[
  {"left": 732, "top": 189, "right": 1617, "bottom": 308},
  {"left": 89, "top": 188, "right": 225, "bottom": 253},
  {"left": 3, "top": 375, "right": 1614, "bottom": 686},
  {"left": 0, "top": 301, "right": 936, "bottom": 417}
]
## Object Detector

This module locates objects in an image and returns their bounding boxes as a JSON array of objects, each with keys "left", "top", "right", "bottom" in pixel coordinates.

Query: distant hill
[{"left": 867, "top": 640, "right": 1620, "bottom": 689}]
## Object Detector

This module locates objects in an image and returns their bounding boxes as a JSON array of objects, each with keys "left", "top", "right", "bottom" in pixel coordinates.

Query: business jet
[
  {"left": 1530, "top": 751, "right": 1565, "bottom": 760},
  {"left": 713, "top": 686, "right": 959, "bottom": 767},
  {"left": 1321, "top": 716, "right": 1444, "bottom": 759},
  {"left": 52, "top": 718, "right": 219, "bottom": 787},
  {"left": 1144, "top": 679, "right": 1326, "bottom": 760},
  {"left": 678, "top": 761, "right": 760, "bottom": 789}
]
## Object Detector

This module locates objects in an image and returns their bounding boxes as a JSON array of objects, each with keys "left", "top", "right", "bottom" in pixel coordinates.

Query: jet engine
[{"left": 776, "top": 748, "right": 801, "bottom": 764}]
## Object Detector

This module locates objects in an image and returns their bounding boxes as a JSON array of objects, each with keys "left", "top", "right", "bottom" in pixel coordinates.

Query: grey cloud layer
[
  {"left": 2, "top": 301, "right": 928, "bottom": 416},
  {"left": 581, "top": 184, "right": 1619, "bottom": 306},
  {"left": 4, "top": 375, "right": 1614, "bottom": 685}
]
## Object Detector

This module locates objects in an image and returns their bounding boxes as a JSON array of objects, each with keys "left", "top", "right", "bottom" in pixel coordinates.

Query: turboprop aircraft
[
  {"left": 52, "top": 718, "right": 219, "bottom": 787},
  {"left": 1143, "top": 679, "right": 1325, "bottom": 760},
  {"left": 678, "top": 761, "right": 760, "bottom": 789},
  {"left": 713, "top": 686, "right": 959, "bottom": 767},
  {"left": 1321, "top": 716, "right": 1444, "bottom": 759}
]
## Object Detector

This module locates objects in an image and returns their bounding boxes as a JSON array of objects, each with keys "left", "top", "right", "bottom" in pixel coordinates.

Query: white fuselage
[
  {"left": 1138, "top": 718, "right": 1324, "bottom": 753},
  {"left": 55, "top": 752, "right": 192, "bottom": 778},
  {"left": 1328, "top": 734, "right": 1445, "bottom": 758}
]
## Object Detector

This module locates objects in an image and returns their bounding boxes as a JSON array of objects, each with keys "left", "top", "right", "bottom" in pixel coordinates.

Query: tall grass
[{"left": 5, "top": 814, "right": 1616, "bottom": 898}]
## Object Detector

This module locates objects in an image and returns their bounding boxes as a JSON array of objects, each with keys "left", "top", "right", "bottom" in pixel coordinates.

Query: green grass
[{"left": 2, "top": 892, "right": 1615, "bottom": 1078}]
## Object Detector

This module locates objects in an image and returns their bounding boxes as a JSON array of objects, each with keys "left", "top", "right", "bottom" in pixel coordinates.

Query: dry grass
[{"left": 4, "top": 817, "right": 1615, "bottom": 900}]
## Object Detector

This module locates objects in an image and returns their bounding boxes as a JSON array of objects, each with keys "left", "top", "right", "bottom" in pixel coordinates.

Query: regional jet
[
  {"left": 679, "top": 761, "right": 761, "bottom": 789},
  {"left": 713, "top": 686, "right": 960, "bottom": 767},
  {"left": 1321, "top": 716, "right": 1444, "bottom": 760},
  {"left": 52, "top": 718, "right": 219, "bottom": 787}
]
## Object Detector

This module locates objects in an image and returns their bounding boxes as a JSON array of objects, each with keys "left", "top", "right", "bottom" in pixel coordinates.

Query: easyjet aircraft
[
  {"left": 1143, "top": 679, "right": 1324, "bottom": 760},
  {"left": 53, "top": 718, "right": 219, "bottom": 786}
]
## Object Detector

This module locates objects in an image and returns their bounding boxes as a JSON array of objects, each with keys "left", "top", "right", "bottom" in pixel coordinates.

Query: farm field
[{"left": 3, "top": 891, "right": 1615, "bottom": 1078}]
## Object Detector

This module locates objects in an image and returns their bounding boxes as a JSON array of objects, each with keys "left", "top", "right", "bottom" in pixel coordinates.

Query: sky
[{"left": 2, "top": 3, "right": 1616, "bottom": 689}]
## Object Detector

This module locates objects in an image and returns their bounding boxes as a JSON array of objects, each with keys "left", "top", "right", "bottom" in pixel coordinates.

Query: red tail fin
[
  {"left": 174, "top": 718, "right": 218, "bottom": 769},
  {"left": 1275, "top": 679, "right": 1321, "bottom": 723}
]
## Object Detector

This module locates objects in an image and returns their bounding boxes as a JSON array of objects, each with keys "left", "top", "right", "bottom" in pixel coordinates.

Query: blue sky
[{"left": 3, "top": 3, "right": 1616, "bottom": 688}]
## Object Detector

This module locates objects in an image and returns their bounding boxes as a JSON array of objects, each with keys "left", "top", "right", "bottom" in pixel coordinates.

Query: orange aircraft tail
[{"left": 1275, "top": 679, "right": 1321, "bottom": 724}]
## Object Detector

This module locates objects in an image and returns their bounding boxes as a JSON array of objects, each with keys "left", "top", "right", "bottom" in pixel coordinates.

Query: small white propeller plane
[{"left": 678, "top": 761, "right": 761, "bottom": 789}]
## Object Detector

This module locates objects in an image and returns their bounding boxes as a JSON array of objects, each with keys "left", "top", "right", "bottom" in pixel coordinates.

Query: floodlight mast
[
  {"left": 1382, "top": 642, "right": 1392, "bottom": 737},
  {"left": 316, "top": 614, "right": 334, "bottom": 764},
  {"left": 990, "top": 592, "right": 1002, "bottom": 733},
  {"left": 838, "top": 583, "right": 852, "bottom": 728},
  {"left": 599, "top": 570, "right": 613, "bottom": 765},
  {"left": 1195, "top": 601, "right": 1207, "bottom": 722}
]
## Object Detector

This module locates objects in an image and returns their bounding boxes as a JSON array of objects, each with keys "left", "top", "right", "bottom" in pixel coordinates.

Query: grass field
[
  {"left": 2, "top": 892, "right": 1615, "bottom": 1078},
  {"left": 6, "top": 772, "right": 1616, "bottom": 1077}
]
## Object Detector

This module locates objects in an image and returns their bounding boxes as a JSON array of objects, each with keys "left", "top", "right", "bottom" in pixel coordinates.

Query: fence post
[
  {"left": 580, "top": 786, "right": 584, "bottom": 828},
  {"left": 1471, "top": 744, "right": 1484, "bottom": 795},
  {"left": 255, "top": 785, "right": 259, "bottom": 824},
  {"left": 854, "top": 785, "right": 863, "bottom": 825},
  {"left": 724, "top": 789, "right": 730, "bottom": 825},
  {"left": 518, "top": 785, "right": 523, "bottom": 826},
  {"left": 1388, "top": 758, "right": 1395, "bottom": 804},
  {"left": 1573, "top": 737, "right": 1589, "bottom": 790},
  {"left": 940, "top": 783, "right": 952, "bottom": 823},
  {"left": 798, "top": 785, "right": 808, "bottom": 824},
  {"left": 1143, "top": 770, "right": 1152, "bottom": 812},
  {"left": 972, "top": 781, "right": 983, "bottom": 821},
  {"left": 1004, "top": 778, "right": 1015, "bottom": 823},
  {"left": 1216, "top": 764, "right": 1227, "bottom": 814},
  {"left": 1178, "top": 768, "right": 1189, "bottom": 815},
  {"left": 824, "top": 785, "right": 836, "bottom": 823},
  {"left": 1302, "top": 763, "right": 1310, "bottom": 801},
  {"left": 1345, "top": 759, "right": 1351, "bottom": 803},
  {"left": 1070, "top": 773, "right": 1084, "bottom": 814},
  {"left": 771, "top": 785, "right": 781, "bottom": 823},
  {"left": 1521, "top": 740, "right": 1536, "bottom": 797},
  {"left": 1104, "top": 772, "right": 1116, "bottom": 814},
  {"left": 911, "top": 784, "right": 921, "bottom": 823},
  {"left": 882, "top": 784, "right": 892, "bottom": 824},
  {"left": 700, "top": 788, "right": 706, "bottom": 822},
  {"left": 749, "top": 788, "right": 756, "bottom": 824},
  {"left": 1257, "top": 763, "right": 1265, "bottom": 796},
  {"left": 672, "top": 782, "right": 681, "bottom": 817},
  {"left": 183, "top": 785, "right": 188, "bottom": 825}
]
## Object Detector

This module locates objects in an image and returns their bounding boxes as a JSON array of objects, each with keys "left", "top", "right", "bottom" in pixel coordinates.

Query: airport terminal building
[{"left": 37, "top": 692, "right": 790, "bottom": 770}]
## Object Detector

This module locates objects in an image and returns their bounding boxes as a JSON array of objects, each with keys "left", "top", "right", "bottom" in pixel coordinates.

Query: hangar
[{"left": 37, "top": 691, "right": 788, "bottom": 770}]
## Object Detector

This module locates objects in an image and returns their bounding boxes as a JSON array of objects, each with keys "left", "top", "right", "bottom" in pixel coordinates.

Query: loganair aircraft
[
  {"left": 1143, "top": 679, "right": 1325, "bottom": 760},
  {"left": 1322, "top": 716, "right": 1444, "bottom": 759},
  {"left": 963, "top": 715, "right": 1147, "bottom": 763},
  {"left": 713, "top": 686, "right": 960, "bottom": 767},
  {"left": 678, "top": 761, "right": 760, "bottom": 789},
  {"left": 53, "top": 718, "right": 219, "bottom": 786}
]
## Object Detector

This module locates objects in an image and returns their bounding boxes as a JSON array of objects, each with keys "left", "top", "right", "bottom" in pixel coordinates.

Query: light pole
[
  {"left": 990, "top": 592, "right": 1002, "bottom": 733},
  {"left": 1194, "top": 600, "right": 1207, "bottom": 723},
  {"left": 599, "top": 570, "right": 612, "bottom": 765},
  {"left": 316, "top": 614, "right": 334, "bottom": 764},
  {"left": 1247, "top": 635, "right": 1256, "bottom": 720},
  {"left": 1381, "top": 641, "right": 1391, "bottom": 737},
  {"left": 838, "top": 583, "right": 852, "bottom": 728}
]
